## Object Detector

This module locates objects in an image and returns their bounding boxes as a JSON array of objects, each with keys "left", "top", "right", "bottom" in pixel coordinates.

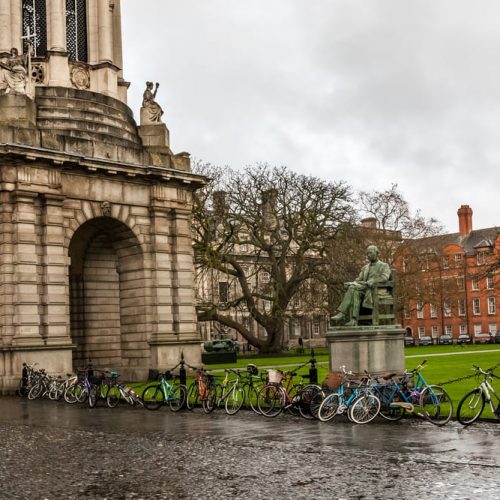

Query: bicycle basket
[
  {"left": 323, "top": 371, "right": 344, "bottom": 389},
  {"left": 268, "top": 369, "right": 284, "bottom": 384}
]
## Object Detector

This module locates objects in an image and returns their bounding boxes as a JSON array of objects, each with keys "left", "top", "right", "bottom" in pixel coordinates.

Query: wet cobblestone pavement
[{"left": 0, "top": 397, "right": 499, "bottom": 499}]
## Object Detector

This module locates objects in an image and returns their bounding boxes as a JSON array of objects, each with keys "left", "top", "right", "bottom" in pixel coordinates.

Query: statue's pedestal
[{"left": 326, "top": 325, "right": 405, "bottom": 375}]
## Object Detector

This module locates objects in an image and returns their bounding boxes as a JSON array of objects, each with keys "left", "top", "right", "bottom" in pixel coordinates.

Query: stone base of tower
[{"left": 0, "top": 345, "right": 74, "bottom": 395}]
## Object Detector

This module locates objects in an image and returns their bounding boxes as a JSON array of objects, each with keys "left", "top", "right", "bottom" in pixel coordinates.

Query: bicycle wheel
[
  {"left": 246, "top": 386, "right": 260, "bottom": 415},
  {"left": 186, "top": 382, "right": 199, "bottom": 410},
  {"left": 225, "top": 386, "right": 245, "bottom": 416},
  {"left": 298, "top": 385, "right": 323, "bottom": 420},
  {"left": 28, "top": 382, "right": 43, "bottom": 400},
  {"left": 88, "top": 385, "right": 98, "bottom": 408},
  {"left": 75, "top": 384, "right": 89, "bottom": 403},
  {"left": 64, "top": 383, "right": 79, "bottom": 404},
  {"left": 105, "top": 385, "right": 121, "bottom": 408},
  {"left": 420, "top": 385, "right": 453, "bottom": 426},
  {"left": 318, "top": 392, "right": 340, "bottom": 422},
  {"left": 378, "top": 404, "right": 406, "bottom": 421},
  {"left": 457, "top": 388, "right": 485, "bottom": 426},
  {"left": 168, "top": 384, "right": 186, "bottom": 412},
  {"left": 309, "top": 391, "right": 324, "bottom": 419},
  {"left": 348, "top": 392, "right": 381, "bottom": 424},
  {"left": 142, "top": 385, "right": 164, "bottom": 410},
  {"left": 257, "top": 384, "right": 285, "bottom": 417},
  {"left": 202, "top": 383, "right": 219, "bottom": 413}
]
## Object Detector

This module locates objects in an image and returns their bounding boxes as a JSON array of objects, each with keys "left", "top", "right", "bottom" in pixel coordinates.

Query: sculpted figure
[
  {"left": 142, "top": 81, "right": 163, "bottom": 123},
  {"left": 331, "top": 245, "right": 391, "bottom": 327},
  {"left": 0, "top": 48, "right": 27, "bottom": 95}
]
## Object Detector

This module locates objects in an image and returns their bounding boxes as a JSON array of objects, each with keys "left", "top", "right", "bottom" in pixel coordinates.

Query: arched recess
[{"left": 68, "top": 217, "right": 150, "bottom": 369}]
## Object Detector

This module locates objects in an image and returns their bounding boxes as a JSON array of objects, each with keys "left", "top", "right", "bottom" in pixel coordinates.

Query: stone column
[
  {"left": 41, "top": 193, "right": 72, "bottom": 346},
  {"left": 48, "top": 0, "right": 67, "bottom": 52},
  {"left": 149, "top": 205, "right": 174, "bottom": 342},
  {"left": 170, "top": 208, "right": 199, "bottom": 340},
  {"left": 112, "top": 0, "right": 123, "bottom": 75},
  {"left": 10, "top": 0, "right": 21, "bottom": 53},
  {"left": 98, "top": 0, "right": 113, "bottom": 63},
  {"left": 11, "top": 191, "right": 42, "bottom": 346},
  {"left": 0, "top": 0, "right": 12, "bottom": 54},
  {"left": 47, "top": 0, "right": 70, "bottom": 87}
]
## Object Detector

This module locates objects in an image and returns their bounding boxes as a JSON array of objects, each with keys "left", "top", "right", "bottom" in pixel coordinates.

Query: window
[
  {"left": 476, "top": 251, "right": 487, "bottom": 265},
  {"left": 66, "top": 0, "right": 88, "bottom": 62},
  {"left": 456, "top": 276, "right": 465, "bottom": 290},
  {"left": 313, "top": 319, "right": 320, "bottom": 336},
  {"left": 218, "top": 282, "right": 228, "bottom": 303},
  {"left": 474, "top": 324, "right": 482, "bottom": 335},
  {"left": 460, "top": 324, "right": 468, "bottom": 335},
  {"left": 458, "top": 299, "right": 466, "bottom": 316},
  {"left": 431, "top": 325, "right": 439, "bottom": 338},
  {"left": 23, "top": 0, "right": 47, "bottom": 57},
  {"left": 260, "top": 271, "right": 270, "bottom": 283},
  {"left": 442, "top": 255, "right": 449, "bottom": 269},
  {"left": 445, "top": 325, "right": 452, "bottom": 335},
  {"left": 489, "top": 323, "right": 497, "bottom": 335},
  {"left": 403, "top": 307, "right": 410, "bottom": 320},
  {"left": 471, "top": 276, "right": 479, "bottom": 291},
  {"left": 239, "top": 243, "right": 248, "bottom": 253},
  {"left": 488, "top": 297, "right": 496, "bottom": 315},
  {"left": 486, "top": 274, "right": 494, "bottom": 290},
  {"left": 418, "top": 326, "right": 426, "bottom": 338},
  {"left": 443, "top": 300, "right": 452, "bottom": 317},
  {"left": 402, "top": 257, "right": 409, "bottom": 272},
  {"left": 416, "top": 302, "right": 424, "bottom": 319},
  {"left": 454, "top": 254, "right": 463, "bottom": 267},
  {"left": 472, "top": 298, "right": 481, "bottom": 315},
  {"left": 430, "top": 304, "right": 437, "bottom": 318}
]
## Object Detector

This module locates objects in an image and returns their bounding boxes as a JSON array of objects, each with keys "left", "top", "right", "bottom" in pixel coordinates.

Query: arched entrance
[{"left": 68, "top": 217, "right": 150, "bottom": 370}]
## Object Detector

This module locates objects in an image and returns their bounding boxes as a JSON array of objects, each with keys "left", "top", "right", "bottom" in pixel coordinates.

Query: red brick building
[{"left": 400, "top": 206, "right": 499, "bottom": 344}]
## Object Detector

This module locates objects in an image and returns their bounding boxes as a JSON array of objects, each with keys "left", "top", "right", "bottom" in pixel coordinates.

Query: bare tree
[{"left": 192, "top": 162, "right": 355, "bottom": 353}]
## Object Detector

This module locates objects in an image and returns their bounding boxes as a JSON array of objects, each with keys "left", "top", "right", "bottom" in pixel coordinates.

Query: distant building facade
[{"left": 399, "top": 206, "right": 499, "bottom": 343}]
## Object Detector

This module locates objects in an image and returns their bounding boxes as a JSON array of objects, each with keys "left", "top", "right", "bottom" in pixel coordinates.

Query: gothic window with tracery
[
  {"left": 66, "top": 0, "right": 88, "bottom": 62},
  {"left": 22, "top": 0, "right": 47, "bottom": 57}
]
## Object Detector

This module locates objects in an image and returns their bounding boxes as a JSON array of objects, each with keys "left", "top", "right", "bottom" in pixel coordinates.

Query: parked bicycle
[
  {"left": 457, "top": 365, "right": 500, "bottom": 425},
  {"left": 142, "top": 370, "right": 186, "bottom": 411},
  {"left": 257, "top": 365, "right": 323, "bottom": 419},
  {"left": 372, "top": 360, "right": 453, "bottom": 426}
]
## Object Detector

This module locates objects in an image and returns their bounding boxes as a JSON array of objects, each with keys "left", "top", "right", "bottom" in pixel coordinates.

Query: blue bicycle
[{"left": 142, "top": 370, "right": 186, "bottom": 411}]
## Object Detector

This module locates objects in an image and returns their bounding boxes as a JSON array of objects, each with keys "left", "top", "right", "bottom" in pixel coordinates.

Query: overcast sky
[{"left": 122, "top": 0, "right": 499, "bottom": 233}]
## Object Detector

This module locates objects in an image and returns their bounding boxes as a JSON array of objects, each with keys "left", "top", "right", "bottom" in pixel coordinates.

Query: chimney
[
  {"left": 457, "top": 205, "right": 473, "bottom": 236},
  {"left": 213, "top": 191, "right": 227, "bottom": 218}
]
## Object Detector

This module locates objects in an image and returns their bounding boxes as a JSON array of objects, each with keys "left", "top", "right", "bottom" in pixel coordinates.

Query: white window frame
[
  {"left": 476, "top": 251, "right": 486, "bottom": 265},
  {"left": 460, "top": 324, "right": 468, "bottom": 335},
  {"left": 445, "top": 325, "right": 452, "bottom": 335},
  {"left": 430, "top": 304, "right": 438, "bottom": 318},
  {"left": 313, "top": 319, "right": 320, "bottom": 336},
  {"left": 418, "top": 326, "right": 426, "bottom": 338},
  {"left": 472, "top": 298, "right": 481, "bottom": 315},
  {"left": 431, "top": 325, "right": 439, "bottom": 338},
  {"left": 443, "top": 300, "right": 452, "bottom": 317},
  {"left": 458, "top": 299, "right": 466, "bottom": 316},
  {"left": 473, "top": 324, "right": 482, "bottom": 335},
  {"left": 442, "top": 255, "right": 449, "bottom": 269},
  {"left": 489, "top": 323, "right": 497, "bottom": 335},
  {"left": 486, "top": 274, "right": 494, "bottom": 289},
  {"left": 487, "top": 297, "right": 496, "bottom": 315},
  {"left": 416, "top": 302, "right": 424, "bottom": 319},
  {"left": 471, "top": 276, "right": 479, "bottom": 291},
  {"left": 454, "top": 254, "right": 463, "bottom": 267}
]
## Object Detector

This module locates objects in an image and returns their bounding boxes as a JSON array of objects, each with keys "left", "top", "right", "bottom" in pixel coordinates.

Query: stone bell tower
[{"left": 0, "top": 0, "right": 205, "bottom": 391}]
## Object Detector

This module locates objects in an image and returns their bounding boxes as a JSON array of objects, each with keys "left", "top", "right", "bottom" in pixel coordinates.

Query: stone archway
[{"left": 68, "top": 217, "right": 150, "bottom": 370}]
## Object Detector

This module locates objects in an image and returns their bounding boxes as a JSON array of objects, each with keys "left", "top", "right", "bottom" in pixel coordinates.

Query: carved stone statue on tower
[
  {"left": 0, "top": 48, "right": 28, "bottom": 95},
  {"left": 141, "top": 81, "right": 164, "bottom": 124}
]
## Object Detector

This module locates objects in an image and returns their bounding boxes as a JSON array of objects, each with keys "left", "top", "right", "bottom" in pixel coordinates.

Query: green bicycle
[{"left": 141, "top": 370, "right": 186, "bottom": 411}]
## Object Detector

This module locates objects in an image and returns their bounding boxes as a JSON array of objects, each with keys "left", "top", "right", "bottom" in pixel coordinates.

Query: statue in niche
[
  {"left": 141, "top": 81, "right": 164, "bottom": 123},
  {"left": 0, "top": 48, "right": 28, "bottom": 95}
]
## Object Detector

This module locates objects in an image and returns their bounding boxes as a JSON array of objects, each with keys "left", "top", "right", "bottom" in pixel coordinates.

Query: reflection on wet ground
[{"left": 0, "top": 396, "right": 499, "bottom": 499}]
